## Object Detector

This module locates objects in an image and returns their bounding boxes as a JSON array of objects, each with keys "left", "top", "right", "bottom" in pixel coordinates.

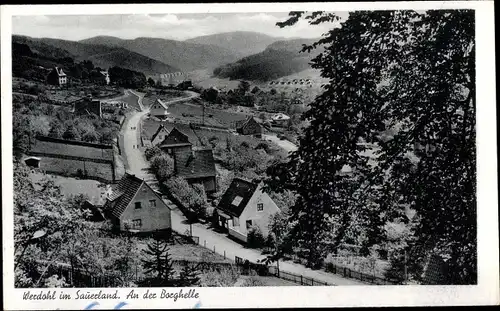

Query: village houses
[
  {"left": 159, "top": 127, "right": 193, "bottom": 155},
  {"left": 104, "top": 172, "right": 172, "bottom": 233},
  {"left": 73, "top": 95, "right": 103, "bottom": 118},
  {"left": 158, "top": 127, "right": 217, "bottom": 193},
  {"left": 236, "top": 116, "right": 263, "bottom": 138},
  {"left": 150, "top": 124, "right": 169, "bottom": 146},
  {"left": 214, "top": 177, "right": 280, "bottom": 243}
]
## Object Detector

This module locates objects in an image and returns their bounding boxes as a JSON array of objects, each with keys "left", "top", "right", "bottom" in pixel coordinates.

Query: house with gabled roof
[
  {"left": 159, "top": 127, "right": 193, "bottom": 155},
  {"left": 174, "top": 148, "right": 217, "bottom": 193},
  {"left": 214, "top": 177, "right": 280, "bottom": 243},
  {"left": 47, "top": 66, "right": 67, "bottom": 86},
  {"left": 236, "top": 116, "right": 263, "bottom": 138},
  {"left": 151, "top": 124, "right": 169, "bottom": 146},
  {"left": 150, "top": 98, "right": 169, "bottom": 118},
  {"left": 103, "top": 172, "right": 172, "bottom": 232},
  {"left": 74, "top": 96, "right": 103, "bottom": 118}
]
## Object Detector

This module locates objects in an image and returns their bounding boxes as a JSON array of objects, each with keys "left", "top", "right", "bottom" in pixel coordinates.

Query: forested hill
[
  {"left": 12, "top": 35, "right": 179, "bottom": 75},
  {"left": 212, "top": 38, "right": 321, "bottom": 81}
]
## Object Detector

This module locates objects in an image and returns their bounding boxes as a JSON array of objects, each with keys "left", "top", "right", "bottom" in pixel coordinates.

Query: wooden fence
[
  {"left": 325, "top": 263, "right": 397, "bottom": 285},
  {"left": 234, "top": 256, "right": 333, "bottom": 286}
]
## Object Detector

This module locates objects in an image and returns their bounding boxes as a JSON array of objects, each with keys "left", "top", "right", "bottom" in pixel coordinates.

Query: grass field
[
  {"left": 167, "top": 101, "right": 249, "bottom": 128},
  {"left": 29, "top": 172, "right": 106, "bottom": 205},
  {"left": 235, "top": 275, "right": 300, "bottom": 287}
]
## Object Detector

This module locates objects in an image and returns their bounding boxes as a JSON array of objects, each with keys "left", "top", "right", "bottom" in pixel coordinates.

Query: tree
[
  {"left": 237, "top": 80, "right": 251, "bottom": 94},
  {"left": 247, "top": 226, "right": 265, "bottom": 248},
  {"left": 178, "top": 262, "right": 201, "bottom": 287},
  {"left": 145, "top": 146, "right": 163, "bottom": 161},
  {"left": 148, "top": 77, "right": 156, "bottom": 87},
  {"left": 62, "top": 126, "right": 80, "bottom": 141},
  {"left": 265, "top": 10, "right": 475, "bottom": 282},
  {"left": 150, "top": 154, "right": 175, "bottom": 181},
  {"left": 141, "top": 237, "right": 175, "bottom": 287}
]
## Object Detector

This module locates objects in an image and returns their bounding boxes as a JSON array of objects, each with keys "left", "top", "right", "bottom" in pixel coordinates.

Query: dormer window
[{"left": 232, "top": 196, "right": 243, "bottom": 206}]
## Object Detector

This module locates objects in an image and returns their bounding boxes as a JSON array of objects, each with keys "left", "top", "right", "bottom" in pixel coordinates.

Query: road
[
  {"left": 262, "top": 133, "right": 298, "bottom": 153},
  {"left": 120, "top": 89, "right": 365, "bottom": 285}
]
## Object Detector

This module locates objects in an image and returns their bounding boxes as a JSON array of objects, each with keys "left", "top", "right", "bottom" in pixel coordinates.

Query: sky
[{"left": 12, "top": 12, "right": 349, "bottom": 41}]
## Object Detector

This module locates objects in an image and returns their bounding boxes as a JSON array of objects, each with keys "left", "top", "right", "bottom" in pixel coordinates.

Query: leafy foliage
[
  {"left": 266, "top": 10, "right": 476, "bottom": 283},
  {"left": 247, "top": 226, "right": 265, "bottom": 248}
]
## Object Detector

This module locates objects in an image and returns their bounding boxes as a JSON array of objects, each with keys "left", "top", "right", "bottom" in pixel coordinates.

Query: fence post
[
  {"left": 224, "top": 250, "right": 226, "bottom": 259},
  {"left": 312, "top": 278, "right": 314, "bottom": 286},
  {"left": 300, "top": 275, "right": 303, "bottom": 285},
  {"left": 213, "top": 245, "right": 215, "bottom": 253}
]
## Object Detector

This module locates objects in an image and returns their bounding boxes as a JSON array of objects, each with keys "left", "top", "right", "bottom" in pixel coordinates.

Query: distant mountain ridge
[
  {"left": 185, "top": 31, "right": 281, "bottom": 57},
  {"left": 12, "top": 35, "right": 179, "bottom": 75},
  {"left": 79, "top": 36, "right": 243, "bottom": 72},
  {"left": 213, "top": 37, "right": 321, "bottom": 82}
]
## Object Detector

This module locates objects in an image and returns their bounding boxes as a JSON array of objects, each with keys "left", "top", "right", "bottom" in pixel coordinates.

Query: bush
[
  {"left": 145, "top": 146, "right": 162, "bottom": 161},
  {"left": 150, "top": 153, "right": 174, "bottom": 181},
  {"left": 247, "top": 226, "right": 265, "bottom": 249}
]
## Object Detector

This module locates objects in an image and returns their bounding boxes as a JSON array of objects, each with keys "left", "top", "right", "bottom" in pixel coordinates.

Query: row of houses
[
  {"left": 106, "top": 125, "right": 281, "bottom": 242},
  {"left": 101, "top": 172, "right": 280, "bottom": 243},
  {"left": 46, "top": 66, "right": 110, "bottom": 87}
]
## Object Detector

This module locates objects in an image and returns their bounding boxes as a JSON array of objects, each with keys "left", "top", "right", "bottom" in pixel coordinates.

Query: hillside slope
[
  {"left": 13, "top": 35, "right": 178, "bottom": 75},
  {"left": 80, "top": 36, "right": 242, "bottom": 72},
  {"left": 213, "top": 38, "right": 321, "bottom": 81},
  {"left": 185, "top": 31, "right": 280, "bottom": 57}
]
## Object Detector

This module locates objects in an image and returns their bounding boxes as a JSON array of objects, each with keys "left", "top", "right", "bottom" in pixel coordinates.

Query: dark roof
[
  {"left": 217, "top": 178, "right": 259, "bottom": 217},
  {"left": 236, "top": 116, "right": 261, "bottom": 130},
  {"left": 151, "top": 124, "right": 169, "bottom": 142},
  {"left": 55, "top": 67, "right": 66, "bottom": 76},
  {"left": 154, "top": 98, "right": 168, "bottom": 110},
  {"left": 107, "top": 173, "right": 144, "bottom": 218},
  {"left": 175, "top": 148, "right": 216, "bottom": 179},
  {"left": 160, "top": 127, "right": 192, "bottom": 148},
  {"left": 74, "top": 98, "right": 102, "bottom": 117}
]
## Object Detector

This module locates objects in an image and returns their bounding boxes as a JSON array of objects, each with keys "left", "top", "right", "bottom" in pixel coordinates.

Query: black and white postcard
[{"left": 1, "top": 1, "right": 498, "bottom": 309}]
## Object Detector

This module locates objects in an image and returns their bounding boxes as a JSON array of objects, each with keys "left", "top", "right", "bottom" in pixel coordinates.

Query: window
[
  {"left": 149, "top": 199, "right": 156, "bottom": 208},
  {"left": 257, "top": 203, "right": 264, "bottom": 211},
  {"left": 132, "top": 219, "right": 142, "bottom": 228},
  {"left": 135, "top": 202, "right": 142, "bottom": 209},
  {"left": 232, "top": 196, "right": 243, "bottom": 206},
  {"left": 246, "top": 220, "right": 253, "bottom": 229}
]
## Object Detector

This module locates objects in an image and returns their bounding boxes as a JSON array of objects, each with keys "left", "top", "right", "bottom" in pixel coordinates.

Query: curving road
[{"left": 120, "top": 89, "right": 365, "bottom": 285}]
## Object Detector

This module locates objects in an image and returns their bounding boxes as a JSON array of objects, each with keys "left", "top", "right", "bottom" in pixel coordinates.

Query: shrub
[
  {"left": 150, "top": 153, "right": 174, "bottom": 181},
  {"left": 145, "top": 146, "right": 163, "bottom": 161},
  {"left": 199, "top": 266, "right": 240, "bottom": 287},
  {"left": 247, "top": 226, "right": 265, "bottom": 249}
]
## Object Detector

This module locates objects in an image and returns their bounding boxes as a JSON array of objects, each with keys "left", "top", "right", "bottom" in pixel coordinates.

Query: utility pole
[
  {"left": 404, "top": 249, "right": 408, "bottom": 284},
  {"left": 202, "top": 103, "right": 205, "bottom": 126}
]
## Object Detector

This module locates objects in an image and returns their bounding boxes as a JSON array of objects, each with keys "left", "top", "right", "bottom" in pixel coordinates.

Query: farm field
[
  {"left": 29, "top": 172, "right": 106, "bottom": 205},
  {"left": 168, "top": 101, "right": 249, "bottom": 128}
]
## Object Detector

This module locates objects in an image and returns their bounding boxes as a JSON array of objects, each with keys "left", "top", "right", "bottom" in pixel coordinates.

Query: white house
[
  {"left": 150, "top": 98, "right": 169, "bottom": 118},
  {"left": 271, "top": 113, "right": 290, "bottom": 127},
  {"left": 150, "top": 124, "right": 169, "bottom": 146},
  {"left": 100, "top": 71, "right": 111, "bottom": 85},
  {"left": 104, "top": 173, "right": 172, "bottom": 232},
  {"left": 215, "top": 178, "right": 280, "bottom": 243}
]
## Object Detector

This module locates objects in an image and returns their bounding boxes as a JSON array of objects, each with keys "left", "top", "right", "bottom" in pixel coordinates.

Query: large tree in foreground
[{"left": 265, "top": 10, "right": 475, "bottom": 283}]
